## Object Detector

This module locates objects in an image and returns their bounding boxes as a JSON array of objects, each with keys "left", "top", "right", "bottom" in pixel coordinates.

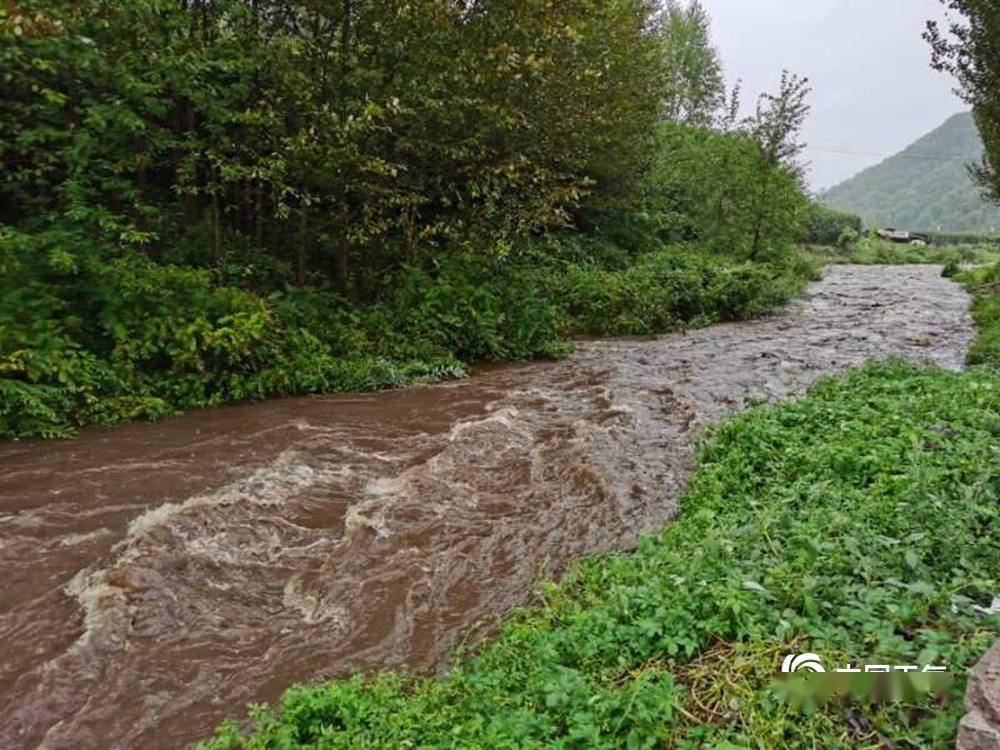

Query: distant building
[{"left": 877, "top": 228, "right": 930, "bottom": 246}]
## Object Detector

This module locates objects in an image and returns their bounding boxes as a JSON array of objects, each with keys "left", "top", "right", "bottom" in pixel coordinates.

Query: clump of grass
[
  {"left": 203, "top": 363, "right": 1000, "bottom": 749},
  {"left": 810, "top": 238, "right": 1000, "bottom": 267},
  {"left": 958, "top": 261, "right": 1000, "bottom": 369}
]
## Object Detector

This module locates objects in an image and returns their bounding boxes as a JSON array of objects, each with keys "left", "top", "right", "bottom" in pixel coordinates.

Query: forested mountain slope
[{"left": 821, "top": 112, "right": 1000, "bottom": 233}]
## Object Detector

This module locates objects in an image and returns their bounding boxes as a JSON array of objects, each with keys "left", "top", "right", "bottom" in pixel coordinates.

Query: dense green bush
[
  {"left": 647, "top": 123, "right": 810, "bottom": 256},
  {"left": 958, "top": 261, "right": 1000, "bottom": 369},
  {"left": 811, "top": 237, "right": 1000, "bottom": 266},
  {"left": 201, "top": 364, "right": 1000, "bottom": 749},
  {"left": 0, "top": 1, "right": 819, "bottom": 440},
  {"left": 0, "top": 0, "right": 666, "bottom": 283},
  {"left": 559, "top": 251, "right": 813, "bottom": 336},
  {"left": 801, "top": 202, "right": 862, "bottom": 246},
  {"left": 0, "top": 225, "right": 814, "bottom": 439}
]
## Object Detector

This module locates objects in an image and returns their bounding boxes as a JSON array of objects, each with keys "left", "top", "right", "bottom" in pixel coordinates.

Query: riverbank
[
  {"left": 0, "top": 239, "right": 816, "bottom": 441},
  {"left": 808, "top": 237, "right": 1000, "bottom": 268},
  {"left": 959, "top": 261, "right": 1000, "bottom": 369}
]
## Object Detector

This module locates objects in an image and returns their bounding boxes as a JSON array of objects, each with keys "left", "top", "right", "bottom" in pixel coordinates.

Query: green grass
[
  {"left": 958, "top": 261, "right": 1000, "bottom": 370},
  {"left": 808, "top": 238, "right": 1000, "bottom": 267},
  {"left": 202, "top": 363, "right": 1000, "bottom": 749}
]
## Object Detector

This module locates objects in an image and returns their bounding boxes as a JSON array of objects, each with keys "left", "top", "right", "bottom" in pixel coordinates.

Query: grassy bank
[
  {"left": 0, "top": 232, "right": 816, "bottom": 440},
  {"left": 958, "top": 261, "right": 1000, "bottom": 369},
  {"left": 202, "top": 361, "right": 1000, "bottom": 750},
  {"left": 808, "top": 237, "right": 1000, "bottom": 267}
]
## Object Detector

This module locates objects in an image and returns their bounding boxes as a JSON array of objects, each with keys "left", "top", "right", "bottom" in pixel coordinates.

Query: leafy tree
[
  {"left": 744, "top": 70, "right": 811, "bottom": 180},
  {"left": 0, "top": 0, "right": 668, "bottom": 282},
  {"left": 802, "top": 203, "right": 863, "bottom": 246},
  {"left": 927, "top": 0, "right": 1000, "bottom": 203},
  {"left": 659, "top": 0, "right": 725, "bottom": 127},
  {"left": 741, "top": 71, "right": 812, "bottom": 256},
  {"left": 0, "top": 0, "right": 815, "bottom": 438}
]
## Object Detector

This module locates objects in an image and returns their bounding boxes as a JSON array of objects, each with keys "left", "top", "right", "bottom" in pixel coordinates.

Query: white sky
[{"left": 701, "top": 0, "right": 967, "bottom": 191}]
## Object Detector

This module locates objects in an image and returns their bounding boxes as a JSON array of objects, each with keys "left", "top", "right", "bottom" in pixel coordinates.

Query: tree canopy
[
  {"left": 1, "top": 0, "right": 670, "bottom": 281},
  {"left": 927, "top": 0, "right": 1000, "bottom": 204}
]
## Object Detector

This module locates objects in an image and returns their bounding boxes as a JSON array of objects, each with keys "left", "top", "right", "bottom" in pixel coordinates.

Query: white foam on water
[
  {"left": 282, "top": 576, "right": 350, "bottom": 627},
  {"left": 57, "top": 529, "right": 112, "bottom": 548},
  {"left": 60, "top": 567, "right": 130, "bottom": 654},
  {"left": 344, "top": 502, "right": 392, "bottom": 539},
  {"left": 53, "top": 452, "right": 330, "bottom": 666},
  {"left": 124, "top": 453, "right": 319, "bottom": 543},
  {"left": 445, "top": 407, "right": 526, "bottom": 442}
]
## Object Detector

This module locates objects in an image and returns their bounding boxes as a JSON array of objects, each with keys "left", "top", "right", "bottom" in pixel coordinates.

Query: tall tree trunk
[
  {"left": 296, "top": 209, "right": 308, "bottom": 286},
  {"left": 255, "top": 181, "right": 264, "bottom": 246},
  {"left": 211, "top": 169, "right": 221, "bottom": 266},
  {"left": 179, "top": 100, "right": 201, "bottom": 225},
  {"left": 404, "top": 205, "right": 416, "bottom": 261},
  {"left": 341, "top": 0, "right": 351, "bottom": 66},
  {"left": 337, "top": 235, "right": 349, "bottom": 287}
]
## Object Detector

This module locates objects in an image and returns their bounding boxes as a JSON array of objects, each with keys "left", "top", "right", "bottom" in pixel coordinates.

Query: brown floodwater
[{"left": 0, "top": 265, "right": 975, "bottom": 749}]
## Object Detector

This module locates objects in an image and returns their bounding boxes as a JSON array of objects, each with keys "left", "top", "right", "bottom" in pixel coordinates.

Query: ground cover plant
[
  {"left": 809, "top": 237, "right": 1000, "bottom": 267},
  {"left": 958, "top": 260, "right": 1000, "bottom": 369},
  {"left": 201, "top": 362, "right": 1000, "bottom": 749}
]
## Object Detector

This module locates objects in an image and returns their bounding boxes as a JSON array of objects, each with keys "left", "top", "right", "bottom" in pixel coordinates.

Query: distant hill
[{"left": 820, "top": 112, "right": 1000, "bottom": 234}]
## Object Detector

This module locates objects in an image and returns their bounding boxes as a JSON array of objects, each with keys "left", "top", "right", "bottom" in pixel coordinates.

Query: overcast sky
[{"left": 701, "top": 0, "right": 966, "bottom": 191}]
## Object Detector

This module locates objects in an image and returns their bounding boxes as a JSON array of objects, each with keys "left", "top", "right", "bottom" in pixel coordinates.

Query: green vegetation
[
  {"left": 808, "top": 236, "right": 1000, "bottom": 266},
  {"left": 202, "top": 362, "right": 999, "bottom": 749},
  {"left": 202, "top": 251, "right": 1000, "bottom": 748},
  {"left": 929, "top": 230, "right": 1000, "bottom": 246},
  {"left": 928, "top": 0, "right": 1000, "bottom": 205},
  {"left": 0, "top": 228, "right": 815, "bottom": 440},
  {"left": 0, "top": 1, "right": 816, "bottom": 440},
  {"left": 801, "top": 202, "right": 862, "bottom": 246},
  {"left": 820, "top": 112, "right": 1000, "bottom": 234},
  {"left": 958, "top": 261, "right": 1000, "bottom": 369}
]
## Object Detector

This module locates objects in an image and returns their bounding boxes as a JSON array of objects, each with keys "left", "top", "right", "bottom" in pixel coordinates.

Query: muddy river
[{"left": 0, "top": 265, "right": 975, "bottom": 749}]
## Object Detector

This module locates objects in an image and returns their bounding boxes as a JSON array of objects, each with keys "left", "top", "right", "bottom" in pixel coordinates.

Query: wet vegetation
[
  {"left": 808, "top": 236, "right": 1000, "bottom": 267},
  {"left": 801, "top": 202, "right": 863, "bottom": 247},
  {"left": 0, "top": 1, "right": 816, "bottom": 440},
  {"left": 958, "top": 260, "right": 1000, "bottom": 369},
  {"left": 5, "top": 1, "right": 1000, "bottom": 747},
  {"left": 202, "top": 362, "right": 1000, "bottom": 749},
  {"left": 0, "top": 233, "right": 816, "bottom": 440}
]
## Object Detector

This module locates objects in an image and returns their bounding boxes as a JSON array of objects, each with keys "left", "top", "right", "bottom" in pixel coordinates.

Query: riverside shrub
[
  {"left": 959, "top": 261, "right": 1000, "bottom": 369},
  {"left": 0, "top": 231, "right": 814, "bottom": 439},
  {"left": 810, "top": 238, "right": 1000, "bottom": 266},
  {"left": 0, "top": 1, "right": 822, "bottom": 440}
]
